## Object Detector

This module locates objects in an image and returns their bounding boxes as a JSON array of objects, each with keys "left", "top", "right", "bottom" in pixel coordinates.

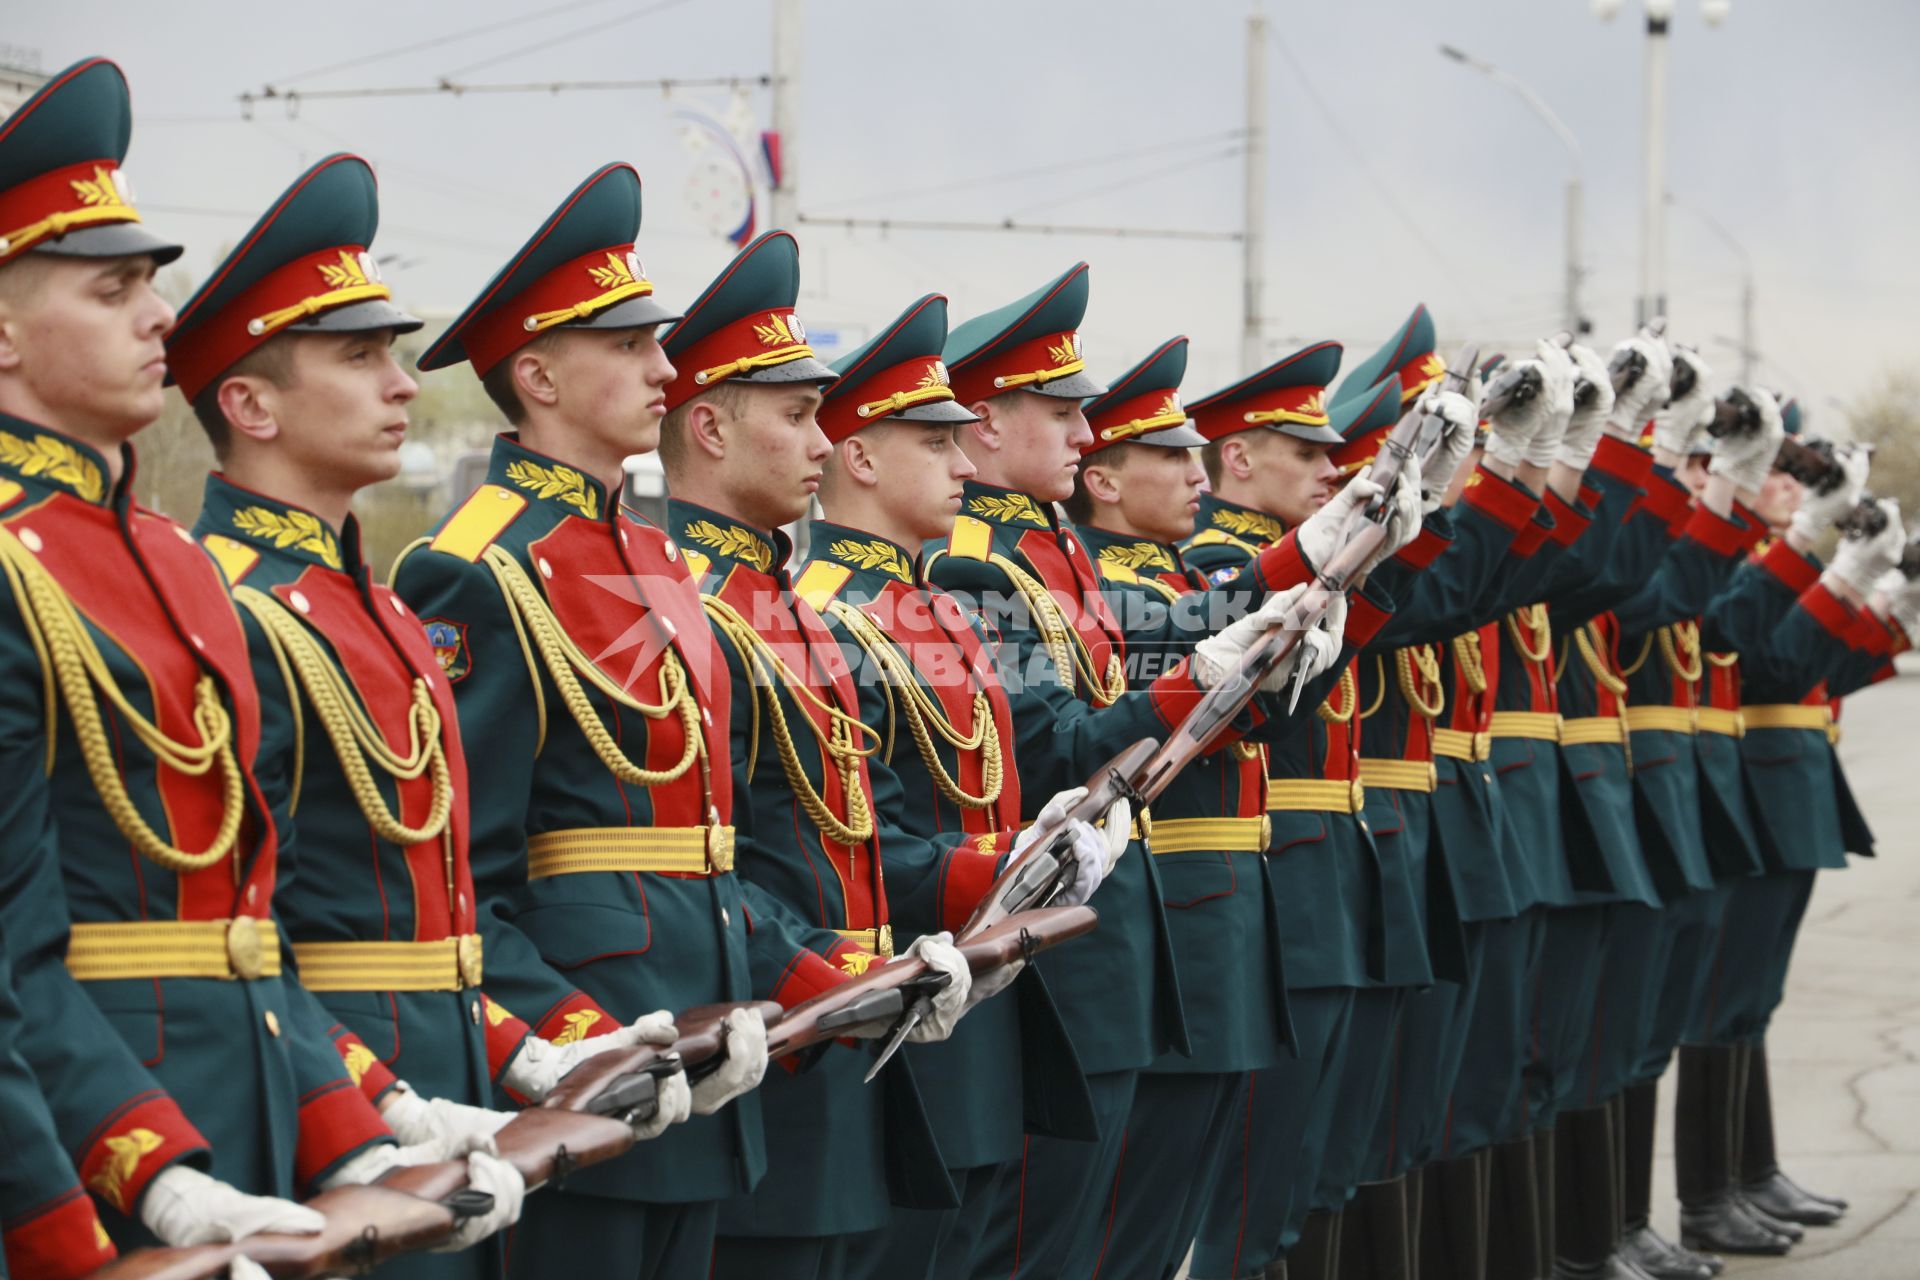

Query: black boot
[
  {"left": 1535, "top": 1126, "right": 1557, "bottom": 1279},
  {"left": 1294, "top": 1210, "right": 1343, "bottom": 1280},
  {"left": 1341, "top": 1177, "right": 1412, "bottom": 1280},
  {"left": 1417, "top": 1156, "right": 1485, "bottom": 1280},
  {"left": 1738, "top": 1039, "right": 1845, "bottom": 1225},
  {"left": 1485, "top": 1137, "right": 1540, "bottom": 1280},
  {"left": 1550, "top": 1105, "right": 1651, "bottom": 1279},
  {"left": 1618, "top": 1079, "right": 1720, "bottom": 1279},
  {"left": 1406, "top": 1166, "right": 1423, "bottom": 1280},
  {"left": 1674, "top": 1045, "right": 1791, "bottom": 1256},
  {"left": 1263, "top": 1264, "right": 1291, "bottom": 1280}
]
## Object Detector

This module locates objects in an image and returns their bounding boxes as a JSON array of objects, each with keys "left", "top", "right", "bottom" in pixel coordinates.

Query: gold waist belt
[
  {"left": 1266, "top": 778, "right": 1366, "bottom": 814},
  {"left": 1741, "top": 704, "right": 1832, "bottom": 732},
  {"left": 1624, "top": 706, "right": 1697, "bottom": 736},
  {"left": 1694, "top": 707, "right": 1745, "bottom": 737},
  {"left": 294, "top": 935, "right": 483, "bottom": 992},
  {"left": 1430, "top": 728, "right": 1491, "bottom": 761},
  {"left": 1560, "top": 716, "right": 1626, "bottom": 746},
  {"left": 1357, "top": 758, "right": 1438, "bottom": 792},
  {"left": 526, "top": 825, "right": 736, "bottom": 879},
  {"left": 833, "top": 925, "right": 895, "bottom": 958},
  {"left": 1487, "top": 711, "right": 1563, "bottom": 742},
  {"left": 1147, "top": 815, "right": 1271, "bottom": 854},
  {"left": 67, "top": 919, "right": 281, "bottom": 982}
]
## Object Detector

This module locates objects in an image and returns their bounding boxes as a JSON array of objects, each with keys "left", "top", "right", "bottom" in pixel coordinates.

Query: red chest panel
[
  {"left": 527, "top": 515, "right": 732, "bottom": 825},
  {"left": 9, "top": 495, "right": 272, "bottom": 920},
  {"left": 1014, "top": 527, "right": 1125, "bottom": 686}
]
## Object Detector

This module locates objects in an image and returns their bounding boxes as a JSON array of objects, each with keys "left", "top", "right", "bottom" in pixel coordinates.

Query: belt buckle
[
  {"left": 457, "top": 934, "right": 484, "bottom": 988},
  {"left": 227, "top": 917, "right": 264, "bottom": 981},
  {"left": 1348, "top": 780, "right": 1365, "bottom": 812},
  {"left": 1258, "top": 814, "right": 1272, "bottom": 850},
  {"left": 877, "top": 924, "right": 895, "bottom": 958}
]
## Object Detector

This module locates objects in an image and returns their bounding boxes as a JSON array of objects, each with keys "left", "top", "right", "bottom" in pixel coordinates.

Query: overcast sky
[{"left": 10, "top": 0, "right": 1917, "bottom": 432}]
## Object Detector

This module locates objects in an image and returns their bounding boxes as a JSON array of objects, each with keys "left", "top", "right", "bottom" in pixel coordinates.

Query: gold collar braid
[
  {"left": 702, "top": 594, "right": 879, "bottom": 847},
  {"left": 991, "top": 553, "right": 1125, "bottom": 707},
  {"left": 481, "top": 547, "right": 703, "bottom": 789},
  {"left": 236, "top": 587, "right": 452, "bottom": 847},
  {"left": 829, "top": 600, "right": 1003, "bottom": 811},
  {"left": 0, "top": 528, "right": 243, "bottom": 874}
]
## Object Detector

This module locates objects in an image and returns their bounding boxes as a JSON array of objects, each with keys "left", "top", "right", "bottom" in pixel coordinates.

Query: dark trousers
[
  {"left": 976, "top": 1068, "right": 1138, "bottom": 1277},
  {"left": 507, "top": 1191, "right": 715, "bottom": 1280},
  {"left": 1524, "top": 905, "right": 1610, "bottom": 1129},
  {"left": 1191, "top": 989, "right": 1356, "bottom": 1280},
  {"left": 865, "top": 1161, "right": 1010, "bottom": 1280},
  {"left": 1691, "top": 870, "right": 1817, "bottom": 1046},
  {"left": 1311, "top": 987, "right": 1409, "bottom": 1212},
  {"left": 1090, "top": 1071, "right": 1246, "bottom": 1280},
  {"left": 1634, "top": 885, "right": 1729, "bottom": 1082},
  {"left": 1576, "top": 902, "right": 1666, "bottom": 1110},
  {"left": 1369, "top": 923, "right": 1490, "bottom": 1178},
  {"left": 1445, "top": 910, "right": 1546, "bottom": 1157},
  {"left": 709, "top": 1227, "right": 885, "bottom": 1280}
]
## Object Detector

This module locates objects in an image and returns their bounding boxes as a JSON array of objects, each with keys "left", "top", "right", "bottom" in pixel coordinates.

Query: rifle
[
  {"left": 1606, "top": 316, "right": 1668, "bottom": 397},
  {"left": 87, "top": 1182, "right": 469, "bottom": 1280},
  {"left": 762, "top": 906, "right": 1097, "bottom": 1077},
  {"left": 1480, "top": 332, "right": 1572, "bottom": 422},
  {"left": 1772, "top": 435, "right": 1853, "bottom": 495},
  {"left": 956, "top": 345, "right": 1479, "bottom": 943},
  {"left": 540, "top": 1000, "right": 784, "bottom": 1121},
  {"left": 1836, "top": 493, "right": 1892, "bottom": 541},
  {"left": 1898, "top": 531, "right": 1920, "bottom": 580}
]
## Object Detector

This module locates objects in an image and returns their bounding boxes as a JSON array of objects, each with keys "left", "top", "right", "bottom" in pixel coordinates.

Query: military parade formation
[{"left": 0, "top": 51, "right": 1913, "bottom": 1280}]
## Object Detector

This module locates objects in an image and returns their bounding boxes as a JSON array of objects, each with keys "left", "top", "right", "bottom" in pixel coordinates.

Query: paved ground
[{"left": 1643, "top": 655, "right": 1920, "bottom": 1276}]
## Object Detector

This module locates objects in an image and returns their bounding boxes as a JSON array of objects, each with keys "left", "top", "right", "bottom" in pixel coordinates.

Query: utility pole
[
  {"left": 1738, "top": 272, "right": 1754, "bottom": 383},
  {"left": 1242, "top": 3, "right": 1267, "bottom": 370},
  {"left": 1636, "top": 0, "right": 1673, "bottom": 325},
  {"left": 768, "top": 0, "right": 801, "bottom": 231}
]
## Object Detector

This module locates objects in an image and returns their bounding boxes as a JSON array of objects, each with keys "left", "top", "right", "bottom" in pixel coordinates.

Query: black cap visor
[{"left": 32, "top": 221, "right": 183, "bottom": 266}]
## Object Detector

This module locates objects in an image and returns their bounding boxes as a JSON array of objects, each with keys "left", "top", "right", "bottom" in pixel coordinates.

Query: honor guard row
[{"left": 1, "top": 51, "right": 1910, "bottom": 1280}]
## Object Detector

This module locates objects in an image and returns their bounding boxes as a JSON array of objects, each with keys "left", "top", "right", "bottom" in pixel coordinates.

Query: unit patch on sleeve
[{"left": 423, "top": 618, "right": 471, "bottom": 683}]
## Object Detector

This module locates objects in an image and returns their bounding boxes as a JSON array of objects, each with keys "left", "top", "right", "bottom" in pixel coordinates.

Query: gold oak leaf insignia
[
  {"left": 93, "top": 1220, "right": 112, "bottom": 1252},
  {"left": 317, "top": 251, "right": 370, "bottom": 290},
  {"left": 504, "top": 458, "right": 600, "bottom": 519},
  {"left": 0, "top": 430, "right": 105, "bottom": 502},
  {"left": 753, "top": 314, "right": 795, "bottom": 348},
  {"left": 684, "top": 519, "right": 773, "bottom": 571},
  {"left": 231, "top": 506, "right": 343, "bottom": 569},
  {"left": 588, "top": 252, "right": 635, "bottom": 290},
  {"left": 917, "top": 361, "right": 948, "bottom": 390},
  {"left": 838, "top": 949, "right": 877, "bottom": 976},
  {"left": 828, "top": 538, "right": 912, "bottom": 582},
  {"left": 1212, "top": 507, "right": 1285, "bottom": 541},
  {"left": 69, "top": 166, "right": 122, "bottom": 208},
  {"left": 341, "top": 1042, "right": 377, "bottom": 1087},
  {"left": 89, "top": 1128, "right": 164, "bottom": 1211},
  {"left": 483, "top": 997, "right": 512, "bottom": 1027},
  {"left": 966, "top": 492, "right": 1048, "bottom": 527},
  {"left": 1047, "top": 336, "right": 1078, "bottom": 366},
  {"left": 551, "top": 1010, "right": 602, "bottom": 1046},
  {"left": 1099, "top": 542, "right": 1174, "bottom": 573}
]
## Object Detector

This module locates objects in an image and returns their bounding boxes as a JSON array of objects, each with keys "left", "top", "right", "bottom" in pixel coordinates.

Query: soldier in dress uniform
[
  {"left": 0, "top": 924, "right": 119, "bottom": 1278},
  {"left": 171, "top": 152, "right": 796, "bottom": 1273},
  {"left": 391, "top": 164, "right": 770, "bottom": 1280},
  {"left": 1176, "top": 342, "right": 1426, "bottom": 1280},
  {"left": 793, "top": 292, "right": 1120, "bottom": 1279},
  {"left": 0, "top": 55, "right": 422, "bottom": 1258},
  {"left": 1065, "top": 335, "right": 1350, "bottom": 1279},
  {"left": 654, "top": 232, "right": 982, "bottom": 1280}
]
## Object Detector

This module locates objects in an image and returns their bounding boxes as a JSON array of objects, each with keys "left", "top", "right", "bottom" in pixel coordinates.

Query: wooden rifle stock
[{"left": 762, "top": 906, "right": 1098, "bottom": 1060}]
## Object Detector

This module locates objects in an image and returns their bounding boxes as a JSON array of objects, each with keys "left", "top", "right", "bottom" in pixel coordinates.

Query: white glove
[
  {"left": 1483, "top": 340, "right": 1575, "bottom": 469},
  {"left": 1564, "top": 342, "right": 1620, "bottom": 458},
  {"left": 1786, "top": 443, "right": 1870, "bottom": 543},
  {"left": 1605, "top": 328, "right": 1675, "bottom": 434},
  {"left": 1012, "top": 785, "right": 1128, "bottom": 911},
  {"left": 1302, "top": 593, "right": 1349, "bottom": 686},
  {"left": 1368, "top": 461, "right": 1425, "bottom": 572},
  {"left": 1823, "top": 500, "right": 1904, "bottom": 597},
  {"left": 320, "top": 1128, "right": 498, "bottom": 1190},
  {"left": 1705, "top": 387, "right": 1784, "bottom": 494},
  {"left": 1194, "top": 586, "right": 1299, "bottom": 692},
  {"left": 227, "top": 1258, "right": 272, "bottom": 1280},
  {"left": 901, "top": 932, "right": 972, "bottom": 1043},
  {"left": 690, "top": 1007, "right": 769, "bottom": 1116},
  {"left": 627, "top": 1066, "right": 692, "bottom": 1141},
  {"left": 433, "top": 1150, "right": 525, "bottom": 1253},
  {"left": 138, "top": 1165, "right": 324, "bottom": 1247},
  {"left": 1296, "top": 470, "right": 1380, "bottom": 571},
  {"left": 502, "top": 1010, "right": 679, "bottom": 1103},
  {"left": 1886, "top": 576, "right": 1920, "bottom": 638},
  {"left": 1418, "top": 389, "right": 1477, "bottom": 513},
  {"left": 1650, "top": 348, "right": 1714, "bottom": 457},
  {"left": 380, "top": 1082, "right": 514, "bottom": 1150}
]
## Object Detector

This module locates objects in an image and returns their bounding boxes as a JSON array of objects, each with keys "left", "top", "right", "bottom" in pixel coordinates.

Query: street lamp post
[
  {"left": 1438, "top": 44, "right": 1587, "bottom": 336},
  {"left": 1671, "top": 197, "right": 1756, "bottom": 383}
]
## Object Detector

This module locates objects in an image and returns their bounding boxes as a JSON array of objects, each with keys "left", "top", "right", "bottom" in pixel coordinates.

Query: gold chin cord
[
  {"left": 829, "top": 600, "right": 1003, "bottom": 811},
  {"left": 702, "top": 593, "right": 879, "bottom": 847},
  {"left": 0, "top": 528, "right": 242, "bottom": 874},
  {"left": 236, "top": 588, "right": 452, "bottom": 847}
]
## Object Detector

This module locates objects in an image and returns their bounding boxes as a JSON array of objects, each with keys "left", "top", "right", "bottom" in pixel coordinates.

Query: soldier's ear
[
  {"left": 838, "top": 435, "right": 881, "bottom": 489},
  {"left": 509, "top": 346, "right": 560, "bottom": 413},
  {"left": 964, "top": 398, "right": 1002, "bottom": 454},
  {"left": 683, "top": 397, "right": 730, "bottom": 461},
  {"left": 1221, "top": 435, "right": 1256, "bottom": 481},
  {"left": 1081, "top": 461, "right": 1122, "bottom": 507},
  {"left": 217, "top": 373, "right": 282, "bottom": 445}
]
